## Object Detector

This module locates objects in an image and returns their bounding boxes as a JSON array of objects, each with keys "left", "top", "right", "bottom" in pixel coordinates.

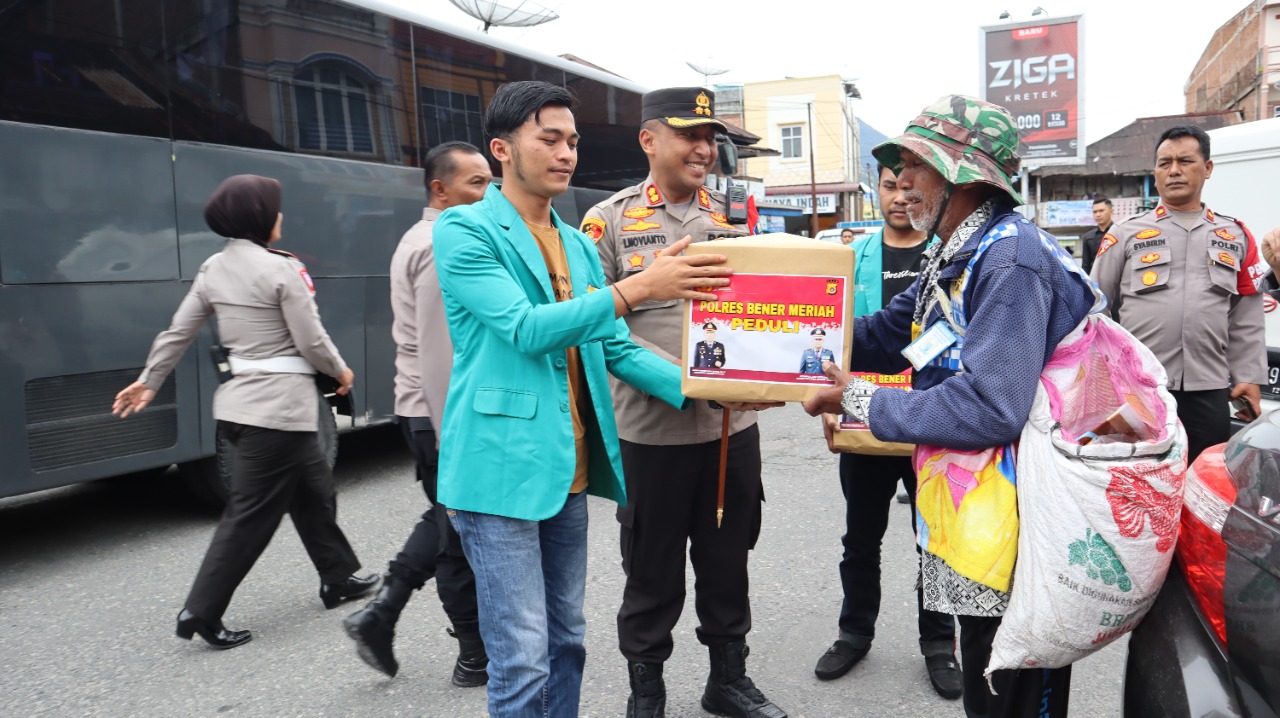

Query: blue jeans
[{"left": 450, "top": 492, "right": 588, "bottom": 718}]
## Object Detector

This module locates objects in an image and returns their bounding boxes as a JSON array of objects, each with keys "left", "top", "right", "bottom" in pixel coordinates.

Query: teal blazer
[
  {"left": 851, "top": 231, "right": 939, "bottom": 317},
  {"left": 433, "top": 185, "right": 688, "bottom": 520}
]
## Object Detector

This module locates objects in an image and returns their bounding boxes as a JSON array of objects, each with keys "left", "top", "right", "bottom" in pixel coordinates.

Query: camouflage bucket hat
[{"left": 872, "top": 95, "right": 1023, "bottom": 205}]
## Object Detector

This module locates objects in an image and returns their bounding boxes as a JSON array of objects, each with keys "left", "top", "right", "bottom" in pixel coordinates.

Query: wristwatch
[{"left": 840, "top": 377, "right": 878, "bottom": 425}]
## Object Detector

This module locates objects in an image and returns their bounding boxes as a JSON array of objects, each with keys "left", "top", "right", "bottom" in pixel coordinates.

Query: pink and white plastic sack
[{"left": 987, "top": 313, "right": 1188, "bottom": 674}]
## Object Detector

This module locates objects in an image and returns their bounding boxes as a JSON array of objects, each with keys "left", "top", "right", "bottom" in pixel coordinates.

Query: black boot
[
  {"left": 700, "top": 642, "right": 787, "bottom": 718},
  {"left": 342, "top": 575, "right": 412, "bottom": 677},
  {"left": 626, "top": 662, "right": 666, "bottom": 718},
  {"left": 321, "top": 573, "right": 381, "bottom": 609},
  {"left": 448, "top": 628, "right": 489, "bottom": 687}
]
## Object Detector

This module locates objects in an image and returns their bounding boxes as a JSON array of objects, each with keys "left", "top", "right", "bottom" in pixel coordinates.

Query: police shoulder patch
[
  {"left": 1098, "top": 233, "right": 1119, "bottom": 255},
  {"left": 580, "top": 217, "right": 606, "bottom": 242}
]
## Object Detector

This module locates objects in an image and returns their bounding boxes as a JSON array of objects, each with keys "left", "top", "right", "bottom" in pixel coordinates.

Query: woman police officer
[{"left": 113, "top": 174, "right": 378, "bottom": 649}]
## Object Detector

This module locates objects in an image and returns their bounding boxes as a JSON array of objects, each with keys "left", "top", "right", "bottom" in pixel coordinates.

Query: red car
[{"left": 1123, "top": 412, "right": 1280, "bottom": 717}]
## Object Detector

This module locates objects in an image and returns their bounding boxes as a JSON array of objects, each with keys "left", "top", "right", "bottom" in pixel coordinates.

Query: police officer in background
[
  {"left": 799, "top": 328, "right": 835, "bottom": 374},
  {"left": 584, "top": 88, "right": 786, "bottom": 718},
  {"left": 695, "top": 321, "right": 726, "bottom": 368},
  {"left": 1091, "top": 125, "right": 1269, "bottom": 462},
  {"left": 113, "top": 175, "right": 378, "bottom": 649},
  {"left": 343, "top": 142, "right": 491, "bottom": 683}
]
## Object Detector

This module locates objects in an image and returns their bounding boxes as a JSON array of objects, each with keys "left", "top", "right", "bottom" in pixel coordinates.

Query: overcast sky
[{"left": 387, "top": 0, "right": 1248, "bottom": 148}]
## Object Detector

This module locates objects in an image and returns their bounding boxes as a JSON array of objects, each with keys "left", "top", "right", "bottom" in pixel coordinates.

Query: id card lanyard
[{"left": 901, "top": 219, "right": 1109, "bottom": 372}]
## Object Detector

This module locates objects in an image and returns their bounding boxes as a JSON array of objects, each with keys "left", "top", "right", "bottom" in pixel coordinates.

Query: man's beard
[{"left": 904, "top": 188, "right": 945, "bottom": 233}]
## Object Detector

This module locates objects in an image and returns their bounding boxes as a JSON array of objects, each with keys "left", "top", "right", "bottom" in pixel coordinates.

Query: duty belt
[{"left": 227, "top": 355, "right": 316, "bottom": 375}]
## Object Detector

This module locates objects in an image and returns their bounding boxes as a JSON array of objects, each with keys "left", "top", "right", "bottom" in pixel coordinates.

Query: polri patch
[{"left": 581, "top": 217, "right": 605, "bottom": 243}]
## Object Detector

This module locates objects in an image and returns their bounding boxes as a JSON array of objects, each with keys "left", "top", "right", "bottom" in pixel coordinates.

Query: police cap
[
  {"left": 810, "top": 327, "right": 826, "bottom": 336},
  {"left": 642, "top": 87, "right": 726, "bottom": 130},
  {"left": 702, "top": 321, "right": 718, "bottom": 331}
]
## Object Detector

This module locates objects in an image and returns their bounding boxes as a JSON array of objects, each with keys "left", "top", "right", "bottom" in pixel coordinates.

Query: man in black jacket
[{"left": 1079, "top": 197, "right": 1113, "bottom": 273}]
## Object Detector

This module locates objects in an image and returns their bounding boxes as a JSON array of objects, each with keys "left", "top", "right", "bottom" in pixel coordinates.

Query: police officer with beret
[
  {"left": 694, "top": 322, "right": 726, "bottom": 369},
  {"left": 584, "top": 88, "right": 785, "bottom": 718},
  {"left": 799, "top": 328, "right": 835, "bottom": 374},
  {"left": 1091, "top": 125, "right": 1269, "bottom": 462}
]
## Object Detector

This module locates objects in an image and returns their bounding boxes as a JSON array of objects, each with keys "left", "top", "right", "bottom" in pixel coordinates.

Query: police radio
[
  {"left": 210, "top": 343, "right": 233, "bottom": 384},
  {"left": 716, "top": 133, "right": 749, "bottom": 225}
]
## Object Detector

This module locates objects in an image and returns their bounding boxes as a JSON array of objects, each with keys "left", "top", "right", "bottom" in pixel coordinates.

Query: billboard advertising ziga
[{"left": 980, "top": 16, "right": 1084, "bottom": 165}]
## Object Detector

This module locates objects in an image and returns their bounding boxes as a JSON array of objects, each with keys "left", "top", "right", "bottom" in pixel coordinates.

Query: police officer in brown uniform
[
  {"left": 583, "top": 88, "right": 786, "bottom": 718},
  {"left": 113, "top": 175, "right": 379, "bottom": 649},
  {"left": 1091, "top": 125, "right": 1268, "bottom": 462}
]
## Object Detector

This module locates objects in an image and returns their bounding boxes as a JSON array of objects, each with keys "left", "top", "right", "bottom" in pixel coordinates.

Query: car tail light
[{"left": 1176, "top": 444, "right": 1238, "bottom": 645}]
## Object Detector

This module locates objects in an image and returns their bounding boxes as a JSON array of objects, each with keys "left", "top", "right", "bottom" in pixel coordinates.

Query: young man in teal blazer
[{"left": 432, "top": 81, "right": 734, "bottom": 718}]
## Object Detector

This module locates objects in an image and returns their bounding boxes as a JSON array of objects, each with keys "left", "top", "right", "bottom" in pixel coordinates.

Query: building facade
[
  {"left": 740, "top": 75, "right": 864, "bottom": 235},
  {"left": 1185, "top": 1, "right": 1280, "bottom": 122}
]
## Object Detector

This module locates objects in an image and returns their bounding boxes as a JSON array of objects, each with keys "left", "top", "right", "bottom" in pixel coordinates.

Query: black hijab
[{"left": 203, "top": 174, "right": 282, "bottom": 246}]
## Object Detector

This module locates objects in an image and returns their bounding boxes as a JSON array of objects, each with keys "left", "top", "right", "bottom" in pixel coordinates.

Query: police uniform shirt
[
  {"left": 584, "top": 177, "right": 752, "bottom": 445},
  {"left": 1090, "top": 203, "right": 1268, "bottom": 391},
  {"left": 137, "top": 239, "right": 348, "bottom": 432},
  {"left": 694, "top": 340, "right": 726, "bottom": 368},
  {"left": 799, "top": 347, "right": 836, "bottom": 374},
  {"left": 390, "top": 207, "right": 445, "bottom": 423}
]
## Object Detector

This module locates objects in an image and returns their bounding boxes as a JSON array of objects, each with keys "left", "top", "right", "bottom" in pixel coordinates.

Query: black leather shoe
[
  {"left": 175, "top": 609, "right": 252, "bottom": 649},
  {"left": 448, "top": 628, "right": 489, "bottom": 687},
  {"left": 925, "top": 654, "right": 964, "bottom": 700},
  {"left": 814, "top": 639, "right": 870, "bottom": 680},
  {"left": 321, "top": 574, "right": 381, "bottom": 610}
]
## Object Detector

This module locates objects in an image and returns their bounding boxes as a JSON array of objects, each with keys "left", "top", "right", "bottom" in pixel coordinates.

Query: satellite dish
[
  {"left": 685, "top": 59, "right": 728, "bottom": 87},
  {"left": 448, "top": 0, "right": 559, "bottom": 33}
]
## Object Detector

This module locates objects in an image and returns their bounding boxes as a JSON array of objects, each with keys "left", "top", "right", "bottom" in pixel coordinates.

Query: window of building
[
  {"left": 1273, "top": 104, "right": 1280, "bottom": 119},
  {"left": 780, "top": 124, "right": 803, "bottom": 159},
  {"left": 293, "top": 64, "right": 374, "bottom": 154},
  {"left": 421, "top": 88, "right": 483, "bottom": 148}
]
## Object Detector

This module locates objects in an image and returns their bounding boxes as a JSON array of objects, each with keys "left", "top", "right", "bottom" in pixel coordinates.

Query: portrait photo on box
[{"left": 686, "top": 272, "right": 847, "bottom": 385}]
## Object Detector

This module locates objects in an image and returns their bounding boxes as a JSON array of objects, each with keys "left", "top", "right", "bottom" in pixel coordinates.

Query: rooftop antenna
[
  {"left": 447, "top": 0, "right": 559, "bottom": 33},
  {"left": 685, "top": 59, "right": 729, "bottom": 87}
]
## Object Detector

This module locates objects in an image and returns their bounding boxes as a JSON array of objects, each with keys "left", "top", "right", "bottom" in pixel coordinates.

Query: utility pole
[{"left": 808, "top": 102, "right": 818, "bottom": 237}]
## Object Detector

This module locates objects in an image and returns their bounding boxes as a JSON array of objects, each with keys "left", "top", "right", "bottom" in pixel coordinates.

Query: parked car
[{"left": 1123, "top": 411, "right": 1280, "bottom": 717}]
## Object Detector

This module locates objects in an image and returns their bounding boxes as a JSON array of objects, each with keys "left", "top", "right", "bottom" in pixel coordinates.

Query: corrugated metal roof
[{"left": 1031, "top": 111, "right": 1239, "bottom": 177}]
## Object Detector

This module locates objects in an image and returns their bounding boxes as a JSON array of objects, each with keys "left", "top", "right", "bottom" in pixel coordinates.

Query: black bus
[{"left": 0, "top": 0, "right": 656, "bottom": 503}]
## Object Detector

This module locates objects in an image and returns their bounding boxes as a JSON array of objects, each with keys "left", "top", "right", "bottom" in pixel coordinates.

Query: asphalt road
[{"left": 0, "top": 405, "right": 1127, "bottom": 717}]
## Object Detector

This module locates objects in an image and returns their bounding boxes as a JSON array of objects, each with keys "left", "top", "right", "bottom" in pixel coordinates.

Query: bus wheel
[{"left": 178, "top": 389, "right": 339, "bottom": 508}]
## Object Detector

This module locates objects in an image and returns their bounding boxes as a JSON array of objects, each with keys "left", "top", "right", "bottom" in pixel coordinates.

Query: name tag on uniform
[{"left": 901, "top": 321, "right": 958, "bottom": 371}]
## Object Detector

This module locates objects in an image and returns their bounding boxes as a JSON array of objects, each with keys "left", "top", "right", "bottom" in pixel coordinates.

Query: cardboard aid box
[
  {"left": 681, "top": 234, "right": 855, "bottom": 403},
  {"left": 834, "top": 372, "right": 915, "bottom": 456}
]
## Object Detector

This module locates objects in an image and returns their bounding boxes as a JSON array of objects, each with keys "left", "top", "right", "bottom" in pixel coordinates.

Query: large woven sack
[{"left": 988, "top": 314, "right": 1187, "bottom": 673}]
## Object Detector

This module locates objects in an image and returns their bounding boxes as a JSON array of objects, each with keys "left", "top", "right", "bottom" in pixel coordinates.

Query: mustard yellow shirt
[{"left": 524, "top": 220, "right": 589, "bottom": 494}]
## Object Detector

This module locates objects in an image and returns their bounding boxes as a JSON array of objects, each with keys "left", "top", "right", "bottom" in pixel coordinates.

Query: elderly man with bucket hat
[{"left": 804, "top": 95, "right": 1097, "bottom": 718}]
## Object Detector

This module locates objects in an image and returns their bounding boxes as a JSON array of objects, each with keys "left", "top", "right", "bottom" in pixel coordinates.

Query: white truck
[{"left": 1205, "top": 118, "right": 1280, "bottom": 418}]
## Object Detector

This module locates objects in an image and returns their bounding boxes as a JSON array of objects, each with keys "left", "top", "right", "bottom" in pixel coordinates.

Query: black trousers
[
  {"left": 617, "top": 424, "right": 763, "bottom": 664},
  {"left": 957, "top": 615, "right": 1071, "bottom": 718},
  {"left": 838, "top": 452, "right": 955, "bottom": 654},
  {"left": 1170, "top": 388, "right": 1230, "bottom": 464},
  {"left": 185, "top": 422, "right": 360, "bottom": 621},
  {"left": 387, "top": 419, "right": 479, "bottom": 635}
]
